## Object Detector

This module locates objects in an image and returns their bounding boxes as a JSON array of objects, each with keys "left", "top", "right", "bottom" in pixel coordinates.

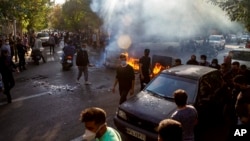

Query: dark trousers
[
  {"left": 2, "top": 73, "right": 15, "bottom": 103},
  {"left": 119, "top": 89, "right": 130, "bottom": 104},
  {"left": 49, "top": 44, "right": 55, "bottom": 54},
  {"left": 140, "top": 75, "right": 150, "bottom": 90},
  {"left": 18, "top": 53, "right": 26, "bottom": 70}
]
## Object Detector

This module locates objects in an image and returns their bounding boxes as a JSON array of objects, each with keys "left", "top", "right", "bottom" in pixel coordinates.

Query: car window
[
  {"left": 209, "top": 36, "right": 220, "bottom": 41},
  {"left": 145, "top": 74, "right": 197, "bottom": 103},
  {"left": 231, "top": 51, "right": 250, "bottom": 61}
]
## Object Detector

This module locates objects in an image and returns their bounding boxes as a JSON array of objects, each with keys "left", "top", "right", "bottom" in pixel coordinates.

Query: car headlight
[{"left": 117, "top": 109, "right": 127, "bottom": 120}]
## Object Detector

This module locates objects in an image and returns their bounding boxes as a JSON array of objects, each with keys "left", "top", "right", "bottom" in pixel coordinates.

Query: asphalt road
[{"left": 0, "top": 42, "right": 244, "bottom": 141}]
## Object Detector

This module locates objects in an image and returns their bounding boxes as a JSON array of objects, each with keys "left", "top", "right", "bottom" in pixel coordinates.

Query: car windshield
[
  {"left": 209, "top": 36, "right": 220, "bottom": 41},
  {"left": 232, "top": 51, "right": 250, "bottom": 61},
  {"left": 145, "top": 74, "right": 197, "bottom": 103},
  {"left": 37, "top": 33, "right": 49, "bottom": 38}
]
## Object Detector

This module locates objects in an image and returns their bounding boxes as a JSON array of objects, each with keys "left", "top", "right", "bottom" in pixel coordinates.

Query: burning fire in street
[
  {"left": 124, "top": 53, "right": 169, "bottom": 76},
  {"left": 153, "top": 63, "right": 164, "bottom": 75},
  {"left": 124, "top": 52, "right": 139, "bottom": 71}
]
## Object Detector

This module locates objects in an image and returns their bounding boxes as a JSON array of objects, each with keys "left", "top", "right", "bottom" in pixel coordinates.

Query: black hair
[{"left": 233, "top": 75, "right": 247, "bottom": 84}]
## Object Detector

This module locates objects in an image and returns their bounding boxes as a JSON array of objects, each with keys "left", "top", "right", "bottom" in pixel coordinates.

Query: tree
[
  {"left": 61, "top": 0, "right": 102, "bottom": 31},
  {"left": 0, "top": 0, "right": 50, "bottom": 33},
  {"left": 48, "top": 5, "right": 64, "bottom": 30},
  {"left": 210, "top": 0, "right": 250, "bottom": 31}
]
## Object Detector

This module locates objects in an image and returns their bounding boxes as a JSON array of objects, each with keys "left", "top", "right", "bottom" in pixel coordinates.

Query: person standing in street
[
  {"left": 1, "top": 39, "right": 11, "bottom": 56},
  {"left": 16, "top": 39, "right": 27, "bottom": 71},
  {"left": 112, "top": 53, "right": 135, "bottom": 104},
  {"left": 139, "top": 49, "right": 151, "bottom": 90},
  {"left": 0, "top": 50, "right": 19, "bottom": 103},
  {"left": 171, "top": 89, "right": 198, "bottom": 141},
  {"left": 48, "top": 34, "right": 55, "bottom": 54},
  {"left": 76, "top": 43, "right": 91, "bottom": 85},
  {"left": 199, "top": 54, "right": 210, "bottom": 66},
  {"left": 186, "top": 55, "right": 199, "bottom": 65},
  {"left": 80, "top": 107, "right": 122, "bottom": 141}
]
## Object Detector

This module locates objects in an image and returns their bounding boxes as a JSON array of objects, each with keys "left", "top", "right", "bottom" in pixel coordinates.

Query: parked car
[
  {"left": 240, "top": 34, "right": 249, "bottom": 43},
  {"left": 226, "top": 34, "right": 237, "bottom": 43},
  {"left": 230, "top": 48, "right": 250, "bottom": 69},
  {"left": 36, "top": 32, "right": 49, "bottom": 46},
  {"left": 114, "top": 65, "right": 226, "bottom": 141},
  {"left": 208, "top": 35, "right": 226, "bottom": 50}
]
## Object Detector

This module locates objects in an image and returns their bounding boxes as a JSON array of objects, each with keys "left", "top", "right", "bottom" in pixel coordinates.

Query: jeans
[
  {"left": 77, "top": 66, "right": 88, "bottom": 81},
  {"left": 2, "top": 72, "right": 15, "bottom": 103},
  {"left": 18, "top": 53, "right": 26, "bottom": 69},
  {"left": 140, "top": 74, "right": 150, "bottom": 90},
  {"left": 119, "top": 89, "right": 130, "bottom": 104},
  {"left": 49, "top": 44, "right": 55, "bottom": 54}
]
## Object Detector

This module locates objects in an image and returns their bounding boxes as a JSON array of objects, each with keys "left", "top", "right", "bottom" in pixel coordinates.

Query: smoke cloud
[{"left": 90, "top": 0, "right": 242, "bottom": 51}]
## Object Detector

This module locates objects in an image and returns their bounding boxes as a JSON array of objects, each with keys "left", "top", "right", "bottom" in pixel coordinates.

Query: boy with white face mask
[
  {"left": 199, "top": 54, "right": 210, "bottom": 66},
  {"left": 80, "top": 107, "right": 122, "bottom": 141},
  {"left": 1, "top": 39, "right": 11, "bottom": 56},
  {"left": 112, "top": 53, "right": 135, "bottom": 104}
]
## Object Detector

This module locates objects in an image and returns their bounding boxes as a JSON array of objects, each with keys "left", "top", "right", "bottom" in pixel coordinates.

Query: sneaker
[{"left": 85, "top": 81, "right": 91, "bottom": 85}]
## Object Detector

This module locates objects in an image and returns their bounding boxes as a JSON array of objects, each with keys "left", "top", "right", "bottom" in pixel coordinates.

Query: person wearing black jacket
[
  {"left": 76, "top": 43, "right": 91, "bottom": 85},
  {"left": 0, "top": 50, "right": 19, "bottom": 103},
  {"left": 16, "top": 39, "right": 27, "bottom": 71}
]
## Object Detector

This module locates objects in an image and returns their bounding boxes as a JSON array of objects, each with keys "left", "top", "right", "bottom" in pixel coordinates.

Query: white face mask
[
  {"left": 121, "top": 60, "right": 127, "bottom": 67},
  {"left": 82, "top": 124, "right": 105, "bottom": 141},
  {"left": 211, "top": 63, "right": 216, "bottom": 67},
  {"left": 82, "top": 129, "right": 96, "bottom": 141},
  {"left": 200, "top": 60, "right": 205, "bottom": 63}
]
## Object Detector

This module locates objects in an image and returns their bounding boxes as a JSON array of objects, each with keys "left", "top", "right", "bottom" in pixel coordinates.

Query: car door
[{"left": 196, "top": 71, "right": 224, "bottom": 123}]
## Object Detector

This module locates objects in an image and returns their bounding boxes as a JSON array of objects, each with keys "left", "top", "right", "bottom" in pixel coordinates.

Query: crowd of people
[
  {"left": 110, "top": 48, "right": 250, "bottom": 140},
  {"left": 1, "top": 30, "right": 250, "bottom": 140}
]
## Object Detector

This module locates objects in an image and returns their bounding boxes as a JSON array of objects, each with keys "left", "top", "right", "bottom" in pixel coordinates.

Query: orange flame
[
  {"left": 153, "top": 63, "right": 164, "bottom": 75},
  {"left": 123, "top": 53, "right": 169, "bottom": 77},
  {"left": 152, "top": 63, "right": 170, "bottom": 77},
  {"left": 124, "top": 52, "right": 139, "bottom": 71}
]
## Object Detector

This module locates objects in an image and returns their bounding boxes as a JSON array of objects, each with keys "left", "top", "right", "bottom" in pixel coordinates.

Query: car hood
[{"left": 120, "top": 91, "right": 177, "bottom": 124}]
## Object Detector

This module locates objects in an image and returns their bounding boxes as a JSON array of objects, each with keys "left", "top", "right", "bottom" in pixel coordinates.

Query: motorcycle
[
  {"left": 180, "top": 39, "right": 197, "bottom": 53},
  {"left": 199, "top": 44, "right": 218, "bottom": 58},
  {"left": 31, "top": 48, "right": 43, "bottom": 65},
  {"left": 61, "top": 55, "right": 73, "bottom": 70}
]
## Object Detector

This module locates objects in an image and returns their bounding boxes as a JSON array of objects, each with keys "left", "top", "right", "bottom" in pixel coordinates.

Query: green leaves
[
  {"left": 0, "top": 0, "right": 50, "bottom": 32},
  {"left": 49, "top": 0, "right": 101, "bottom": 31},
  {"left": 210, "top": 0, "right": 250, "bottom": 31}
]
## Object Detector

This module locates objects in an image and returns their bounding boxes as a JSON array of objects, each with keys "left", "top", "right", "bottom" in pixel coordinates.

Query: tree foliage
[
  {"left": 49, "top": 0, "right": 102, "bottom": 31},
  {"left": 0, "top": 0, "right": 50, "bottom": 32},
  {"left": 210, "top": 0, "right": 250, "bottom": 31}
]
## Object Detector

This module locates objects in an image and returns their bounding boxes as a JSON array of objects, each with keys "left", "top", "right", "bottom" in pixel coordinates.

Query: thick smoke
[{"left": 90, "top": 0, "right": 242, "bottom": 51}]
